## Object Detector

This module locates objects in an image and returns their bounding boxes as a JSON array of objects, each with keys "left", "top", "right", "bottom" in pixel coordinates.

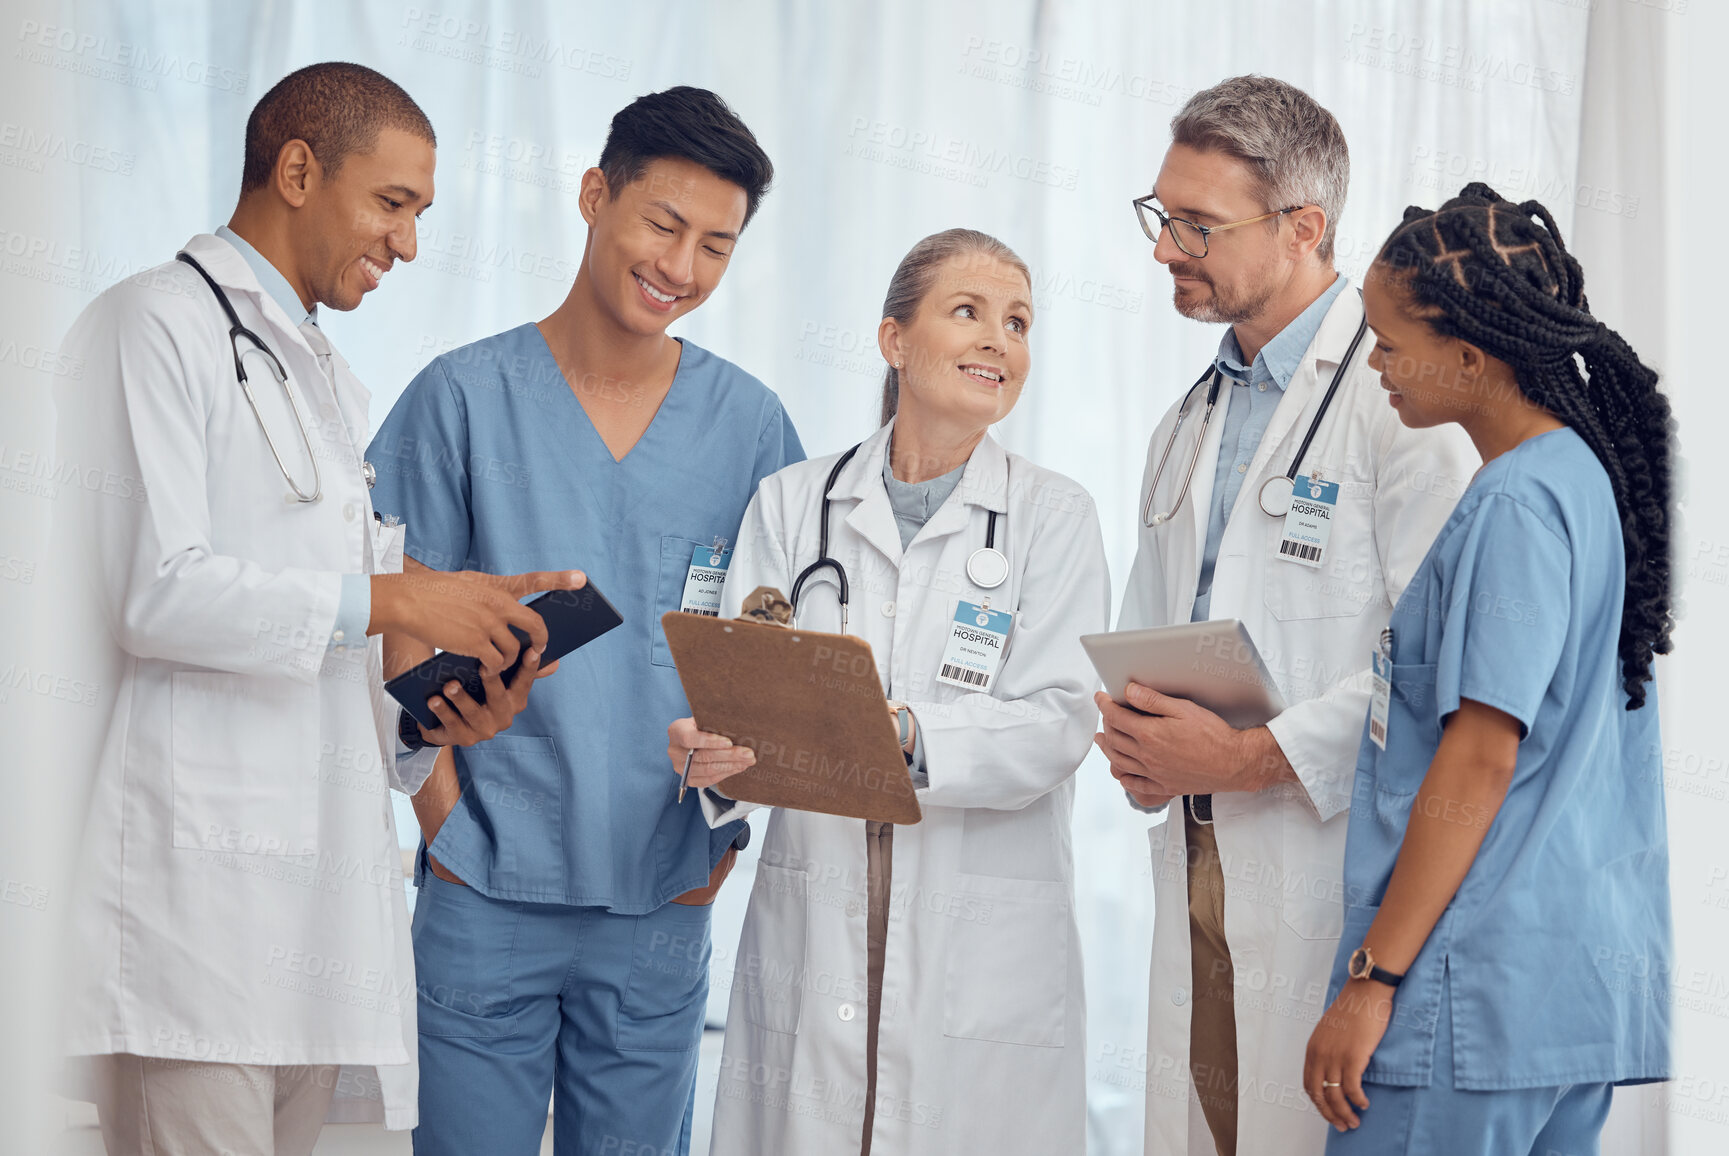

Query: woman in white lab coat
[{"left": 670, "top": 229, "right": 1109, "bottom": 1155}]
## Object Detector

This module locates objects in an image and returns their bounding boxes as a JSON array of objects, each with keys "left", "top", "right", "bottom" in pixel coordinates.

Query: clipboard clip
[{"left": 738, "top": 585, "right": 793, "bottom": 627}]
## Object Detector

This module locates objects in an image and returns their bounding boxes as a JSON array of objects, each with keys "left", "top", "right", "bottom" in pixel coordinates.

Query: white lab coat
[
  {"left": 1121, "top": 290, "right": 1478, "bottom": 1156},
  {"left": 702, "top": 421, "right": 1109, "bottom": 1155},
  {"left": 54, "top": 234, "right": 429, "bottom": 1128}
]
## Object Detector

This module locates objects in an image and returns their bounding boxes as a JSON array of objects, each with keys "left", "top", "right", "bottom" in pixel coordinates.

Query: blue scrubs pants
[
  {"left": 410, "top": 872, "right": 712, "bottom": 1156},
  {"left": 1327, "top": 985, "right": 1614, "bottom": 1156}
]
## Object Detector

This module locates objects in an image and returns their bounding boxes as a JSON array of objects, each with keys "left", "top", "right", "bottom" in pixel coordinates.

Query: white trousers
[{"left": 92, "top": 1054, "right": 339, "bottom": 1156}]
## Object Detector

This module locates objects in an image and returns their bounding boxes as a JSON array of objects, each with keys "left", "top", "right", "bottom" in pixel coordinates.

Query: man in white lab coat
[
  {"left": 1096, "top": 77, "right": 1477, "bottom": 1156},
  {"left": 54, "top": 63, "right": 579, "bottom": 1155}
]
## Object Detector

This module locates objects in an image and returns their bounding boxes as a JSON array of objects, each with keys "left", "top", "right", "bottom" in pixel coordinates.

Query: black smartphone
[{"left": 385, "top": 583, "right": 624, "bottom": 731}]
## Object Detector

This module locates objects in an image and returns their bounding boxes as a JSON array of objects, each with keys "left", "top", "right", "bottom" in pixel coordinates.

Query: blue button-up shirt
[
  {"left": 1192, "top": 275, "right": 1347, "bottom": 621},
  {"left": 215, "top": 225, "right": 315, "bottom": 326}
]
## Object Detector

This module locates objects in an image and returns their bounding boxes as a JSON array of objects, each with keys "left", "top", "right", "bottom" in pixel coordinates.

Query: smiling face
[
  {"left": 1362, "top": 262, "right": 1491, "bottom": 428},
  {"left": 879, "top": 253, "right": 1033, "bottom": 431},
  {"left": 1148, "top": 143, "right": 1290, "bottom": 324},
  {"left": 295, "top": 127, "right": 434, "bottom": 312},
  {"left": 578, "top": 156, "right": 747, "bottom": 337}
]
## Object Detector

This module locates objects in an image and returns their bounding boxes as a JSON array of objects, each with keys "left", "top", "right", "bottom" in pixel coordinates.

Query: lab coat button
[
  {"left": 838, "top": 1003, "right": 856, "bottom": 1022},
  {"left": 332, "top": 630, "right": 345, "bottom": 644},
  {"left": 1172, "top": 988, "right": 1188, "bottom": 1007},
  {"left": 342, "top": 502, "right": 358, "bottom": 522},
  {"left": 881, "top": 601, "right": 896, "bottom": 618}
]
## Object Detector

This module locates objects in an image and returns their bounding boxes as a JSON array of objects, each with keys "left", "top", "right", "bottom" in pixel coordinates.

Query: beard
[{"left": 1167, "top": 257, "right": 1279, "bottom": 325}]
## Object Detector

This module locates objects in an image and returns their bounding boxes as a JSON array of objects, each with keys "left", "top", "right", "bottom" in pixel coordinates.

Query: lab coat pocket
[
  {"left": 735, "top": 864, "right": 808, "bottom": 1034},
  {"left": 170, "top": 672, "right": 317, "bottom": 856},
  {"left": 653, "top": 535, "right": 713, "bottom": 667},
  {"left": 459, "top": 735, "right": 564, "bottom": 886},
  {"left": 1372, "top": 662, "right": 1442, "bottom": 802},
  {"left": 370, "top": 520, "right": 405, "bottom": 575},
  {"left": 1280, "top": 810, "right": 1347, "bottom": 940},
  {"left": 942, "top": 873, "right": 1070, "bottom": 1048},
  {"left": 1261, "top": 487, "right": 1378, "bottom": 621}
]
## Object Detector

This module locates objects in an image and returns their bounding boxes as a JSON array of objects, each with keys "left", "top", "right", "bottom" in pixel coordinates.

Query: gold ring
[{"left": 1321, "top": 1081, "right": 1342, "bottom": 1088}]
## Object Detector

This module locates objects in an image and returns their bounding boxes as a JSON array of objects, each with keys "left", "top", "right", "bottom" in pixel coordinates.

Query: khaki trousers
[
  {"left": 1188, "top": 807, "right": 1239, "bottom": 1156},
  {"left": 860, "top": 819, "right": 894, "bottom": 1156},
  {"left": 93, "top": 1053, "right": 339, "bottom": 1156}
]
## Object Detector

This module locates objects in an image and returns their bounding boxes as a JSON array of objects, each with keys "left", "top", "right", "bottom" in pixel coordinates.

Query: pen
[{"left": 678, "top": 748, "right": 696, "bottom": 803}]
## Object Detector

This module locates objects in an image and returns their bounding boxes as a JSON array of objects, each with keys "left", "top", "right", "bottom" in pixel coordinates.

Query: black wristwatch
[
  {"left": 398, "top": 709, "right": 437, "bottom": 754},
  {"left": 1348, "top": 945, "right": 1405, "bottom": 988}
]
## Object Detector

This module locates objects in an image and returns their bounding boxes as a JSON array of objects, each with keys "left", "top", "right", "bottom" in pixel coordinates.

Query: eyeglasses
[{"left": 1132, "top": 193, "right": 1303, "bottom": 258}]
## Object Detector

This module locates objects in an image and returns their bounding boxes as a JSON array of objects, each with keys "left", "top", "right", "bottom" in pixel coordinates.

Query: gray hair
[
  {"left": 879, "top": 228, "right": 1031, "bottom": 426},
  {"left": 1170, "top": 75, "right": 1349, "bottom": 263}
]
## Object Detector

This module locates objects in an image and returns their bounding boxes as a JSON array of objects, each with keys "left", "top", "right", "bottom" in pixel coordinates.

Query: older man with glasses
[{"left": 1094, "top": 76, "right": 1477, "bottom": 1156}]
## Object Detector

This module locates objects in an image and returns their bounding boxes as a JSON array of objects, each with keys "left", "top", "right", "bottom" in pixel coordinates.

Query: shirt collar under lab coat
[
  {"left": 1215, "top": 273, "right": 1347, "bottom": 391},
  {"left": 825, "top": 417, "right": 1011, "bottom": 567},
  {"left": 214, "top": 225, "right": 318, "bottom": 328}
]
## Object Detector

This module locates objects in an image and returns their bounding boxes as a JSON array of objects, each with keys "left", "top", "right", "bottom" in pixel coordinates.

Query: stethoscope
[
  {"left": 1141, "top": 316, "right": 1369, "bottom": 526},
  {"left": 176, "top": 251, "right": 376, "bottom": 503},
  {"left": 788, "top": 442, "right": 1009, "bottom": 635}
]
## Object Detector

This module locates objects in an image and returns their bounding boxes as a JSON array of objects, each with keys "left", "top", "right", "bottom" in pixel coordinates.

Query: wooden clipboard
[{"left": 662, "top": 611, "right": 922, "bottom": 825}]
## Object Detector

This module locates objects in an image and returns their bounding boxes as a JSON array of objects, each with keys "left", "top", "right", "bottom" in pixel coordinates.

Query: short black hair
[
  {"left": 242, "top": 62, "right": 435, "bottom": 193},
  {"left": 597, "top": 86, "right": 773, "bottom": 227}
]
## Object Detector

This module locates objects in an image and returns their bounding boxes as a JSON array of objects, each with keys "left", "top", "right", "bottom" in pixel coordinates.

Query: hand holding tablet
[
  {"left": 1081, "top": 618, "right": 1286, "bottom": 729},
  {"left": 386, "top": 584, "right": 625, "bottom": 731}
]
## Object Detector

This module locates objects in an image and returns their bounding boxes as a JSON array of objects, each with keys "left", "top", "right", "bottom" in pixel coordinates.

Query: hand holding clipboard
[{"left": 662, "top": 596, "right": 922, "bottom": 825}]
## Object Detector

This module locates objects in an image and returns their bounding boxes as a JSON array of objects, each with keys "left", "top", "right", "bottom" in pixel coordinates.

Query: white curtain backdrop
[{"left": 1, "top": 1, "right": 1719, "bottom": 1153}]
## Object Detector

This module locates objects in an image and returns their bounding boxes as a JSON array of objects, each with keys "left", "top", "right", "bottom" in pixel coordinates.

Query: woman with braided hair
[{"left": 1301, "top": 182, "right": 1673, "bottom": 1153}]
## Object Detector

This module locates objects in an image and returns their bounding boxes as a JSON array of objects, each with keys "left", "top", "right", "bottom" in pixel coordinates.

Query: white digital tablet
[{"left": 1080, "top": 619, "right": 1286, "bottom": 729}]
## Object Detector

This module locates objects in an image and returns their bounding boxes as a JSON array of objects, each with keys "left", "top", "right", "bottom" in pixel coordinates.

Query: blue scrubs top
[
  {"left": 1330, "top": 427, "right": 1670, "bottom": 1090},
  {"left": 369, "top": 327, "right": 804, "bottom": 911}
]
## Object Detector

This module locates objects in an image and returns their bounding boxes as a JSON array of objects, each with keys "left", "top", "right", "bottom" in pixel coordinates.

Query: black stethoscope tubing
[
  {"left": 176, "top": 250, "right": 327, "bottom": 503},
  {"left": 789, "top": 441, "right": 1004, "bottom": 634},
  {"left": 1143, "top": 314, "right": 1370, "bottom": 524},
  {"left": 1259, "top": 316, "right": 1370, "bottom": 514}
]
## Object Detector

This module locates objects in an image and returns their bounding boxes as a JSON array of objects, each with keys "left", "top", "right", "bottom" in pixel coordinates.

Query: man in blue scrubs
[{"left": 369, "top": 87, "right": 803, "bottom": 1155}]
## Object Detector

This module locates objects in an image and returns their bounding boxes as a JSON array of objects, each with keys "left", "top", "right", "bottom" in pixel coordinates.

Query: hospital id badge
[
  {"left": 1369, "top": 650, "right": 1392, "bottom": 750},
  {"left": 937, "top": 601, "right": 1013, "bottom": 692},
  {"left": 678, "top": 543, "right": 730, "bottom": 617},
  {"left": 1276, "top": 473, "right": 1339, "bottom": 568}
]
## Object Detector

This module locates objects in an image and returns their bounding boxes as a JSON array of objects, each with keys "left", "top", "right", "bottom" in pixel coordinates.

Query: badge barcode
[
  {"left": 1370, "top": 719, "right": 1386, "bottom": 743},
  {"left": 940, "top": 663, "right": 990, "bottom": 687},
  {"left": 1279, "top": 540, "right": 1322, "bottom": 562},
  {"left": 688, "top": 609, "right": 718, "bottom": 617}
]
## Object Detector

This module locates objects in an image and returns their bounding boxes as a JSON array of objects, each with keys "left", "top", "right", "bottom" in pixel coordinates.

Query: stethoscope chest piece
[
  {"left": 1258, "top": 475, "right": 1294, "bottom": 517},
  {"left": 966, "top": 546, "right": 1009, "bottom": 590}
]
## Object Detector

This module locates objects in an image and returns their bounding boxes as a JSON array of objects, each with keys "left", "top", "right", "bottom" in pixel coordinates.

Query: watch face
[{"left": 1349, "top": 947, "right": 1370, "bottom": 979}]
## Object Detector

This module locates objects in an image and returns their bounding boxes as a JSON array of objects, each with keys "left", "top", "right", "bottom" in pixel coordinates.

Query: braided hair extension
[{"left": 1374, "top": 182, "right": 1673, "bottom": 709}]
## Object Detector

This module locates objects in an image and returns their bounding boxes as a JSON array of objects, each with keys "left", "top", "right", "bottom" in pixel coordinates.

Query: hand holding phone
[{"left": 387, "top": 584, "right": 624, "bottom": 730}]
